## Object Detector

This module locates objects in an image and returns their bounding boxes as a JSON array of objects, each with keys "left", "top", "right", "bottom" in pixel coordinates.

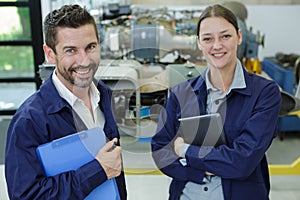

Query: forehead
[
  {"left": 199, "top": 17, "right": 234, "bottom": 34},
  {"left": 55, "top": 24, "right": 98, "bottom": 47}
]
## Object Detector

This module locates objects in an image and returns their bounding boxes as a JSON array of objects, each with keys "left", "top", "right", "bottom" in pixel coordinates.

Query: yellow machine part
[
  {"left": 269, "top": 157, "right": 300, "bottom": 175},
  {"left": 244, "top": 57, "right": 262, "bottom": 74}
]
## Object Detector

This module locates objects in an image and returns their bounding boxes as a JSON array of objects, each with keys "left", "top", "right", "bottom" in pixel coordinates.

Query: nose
[
  {"left": 76, "top": 49, "right": 90, "bottom": 66},
  {"left": 213, "top": 38, "right": 222, "bottom": 49}
]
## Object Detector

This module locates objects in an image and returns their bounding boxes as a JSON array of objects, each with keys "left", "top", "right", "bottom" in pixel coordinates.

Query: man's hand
[{"left": 95, "top": 138, "right": 122, "bottom": 180}]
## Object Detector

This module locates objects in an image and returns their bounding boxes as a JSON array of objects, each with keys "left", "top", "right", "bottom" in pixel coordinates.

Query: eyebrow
[
  {"left": 62, "top": 42, "right": 98, "bottom": 50},
  {"left": 200, "top": 29, "right": 230, "bottom": 36},
  {"left": 62, "top": 45, "right": 76, "bottom": 50}
]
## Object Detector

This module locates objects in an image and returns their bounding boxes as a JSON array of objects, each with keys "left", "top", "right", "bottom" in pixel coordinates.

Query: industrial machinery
[
  {"left": 223, "top": 1, "right": 265, "bottom": 74},
  {"left": 262, "top": 54, "right": 300, "bottom": 140},
  {"left": 92, "top": 2, "right": 265, "bottom": 73},
  {"left": 91, "top": 3, "right": 202, "bottom": 64},
  {"left": 280, "top": 91, "right": 300, "bottom": 117},
  {"left": 39, "top": 2, "right": 267, "bottom": 140}
]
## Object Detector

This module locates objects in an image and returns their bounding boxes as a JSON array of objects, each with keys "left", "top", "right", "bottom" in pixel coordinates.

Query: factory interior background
[{"left": 0, "top": 0, "right": 300, "bottom": 199}]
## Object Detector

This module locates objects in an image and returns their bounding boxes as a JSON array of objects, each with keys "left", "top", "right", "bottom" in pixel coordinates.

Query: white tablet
[{"left": 178, "top": 113, "right": 227, "bottom": 146}]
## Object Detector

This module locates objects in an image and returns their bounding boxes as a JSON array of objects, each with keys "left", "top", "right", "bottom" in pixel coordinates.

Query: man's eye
[
  {"left": 87, "top": 44, "right": 97, "bottom": 51},
  {"left": 66, "top": 49, "right": 75, "bottom": 54}
]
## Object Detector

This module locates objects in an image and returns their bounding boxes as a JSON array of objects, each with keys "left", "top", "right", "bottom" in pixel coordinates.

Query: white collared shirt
[
  {"left": 205, "top": 59, "right": 246, "bottom": 113},
  {"left": 52, "top": 70, "right": 105, "bottom": 129}
]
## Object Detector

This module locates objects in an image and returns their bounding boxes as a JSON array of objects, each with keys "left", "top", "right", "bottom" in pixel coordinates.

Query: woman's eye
[
  {"left": 222, "top": 34, "right": 231, "bottom": 39},
  {"left": 202, "top": 37, "right": 211, "bottom": 42}
]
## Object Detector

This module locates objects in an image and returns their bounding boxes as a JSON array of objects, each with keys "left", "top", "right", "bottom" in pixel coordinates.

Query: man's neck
[{"left": 72, "top": 86, "right": 90, "bottom": 101}]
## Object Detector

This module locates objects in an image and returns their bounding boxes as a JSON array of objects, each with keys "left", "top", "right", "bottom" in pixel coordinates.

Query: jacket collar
[{"left": 39, "top": 73, "right": 111, "bottom": 115}]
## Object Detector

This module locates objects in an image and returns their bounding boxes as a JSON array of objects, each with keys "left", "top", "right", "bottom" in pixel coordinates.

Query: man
[{"left": 5, "top": 4, "right": 127, "bottom": 199}]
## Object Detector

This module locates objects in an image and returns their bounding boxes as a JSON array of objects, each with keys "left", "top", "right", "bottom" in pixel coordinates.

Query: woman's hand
[{"left": 174, "top": 137, "right": 185, "bottom": 158}]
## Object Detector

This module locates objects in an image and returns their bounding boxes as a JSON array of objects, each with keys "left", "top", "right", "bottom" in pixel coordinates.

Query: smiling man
[{"left": 5, "top": 5, "right": 127, "bottom": 199}]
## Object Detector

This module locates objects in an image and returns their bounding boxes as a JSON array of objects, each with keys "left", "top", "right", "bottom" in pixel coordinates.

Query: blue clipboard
[{"left": 36, "top": 127, "right": 120, "bottom": 200}]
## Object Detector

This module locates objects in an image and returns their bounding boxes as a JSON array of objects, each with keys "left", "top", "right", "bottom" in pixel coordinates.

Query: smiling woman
[{"left": 151, "top": 4, "right": 282, "bottom": 200}]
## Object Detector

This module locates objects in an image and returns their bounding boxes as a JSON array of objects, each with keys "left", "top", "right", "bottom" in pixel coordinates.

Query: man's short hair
[{"left": 43, "top": 4, "right": 99, "bottom": 53}]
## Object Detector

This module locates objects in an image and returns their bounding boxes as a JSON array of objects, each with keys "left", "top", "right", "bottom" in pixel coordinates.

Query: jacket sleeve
[
  {"left": 151, "top": 91, "right": 205, "bottom": 184},
  {"left": 5, "top": 115, "right": 108, "bottom": 200},
  {"left": 185, "top": 81, "right": 282, "bottom": 179}
]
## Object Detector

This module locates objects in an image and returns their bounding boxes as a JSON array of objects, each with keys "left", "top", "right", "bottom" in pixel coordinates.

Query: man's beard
[{"left": 57, "top": 63, "right": 98, "bottom": 88}]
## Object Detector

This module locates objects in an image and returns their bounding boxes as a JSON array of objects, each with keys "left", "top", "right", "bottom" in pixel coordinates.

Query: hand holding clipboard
[
  {"left": 96, "top": 138, "right": 122, "bottom": 180},
  {"left": 36, "top": 127, "right": 121, "bottom": 200}
]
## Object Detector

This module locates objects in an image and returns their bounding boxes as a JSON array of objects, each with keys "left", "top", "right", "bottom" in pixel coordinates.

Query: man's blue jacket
[
  {"left": 151, "top": 67, "right": 281, "bottom": 200},
  {"left": 5, "top": 76, "right": 127, "bottom": 199}
]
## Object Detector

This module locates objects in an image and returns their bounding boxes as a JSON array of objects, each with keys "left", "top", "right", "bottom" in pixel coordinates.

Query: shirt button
[{"left": 204, "top": 187, "right": 208, "bottom": 191}]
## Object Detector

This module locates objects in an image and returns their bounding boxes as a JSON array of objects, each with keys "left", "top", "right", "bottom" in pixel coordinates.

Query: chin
[{"left": 74, "top": 79, "right": 93, "bottom": 88}]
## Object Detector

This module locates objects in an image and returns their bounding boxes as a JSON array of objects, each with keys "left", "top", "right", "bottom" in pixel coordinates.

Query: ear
[
  {"left": 237, "top": 29, "right": 243, "bottom": 45},
  {"left": 43, "top": 44, "right": 56, "bottom": 64}
]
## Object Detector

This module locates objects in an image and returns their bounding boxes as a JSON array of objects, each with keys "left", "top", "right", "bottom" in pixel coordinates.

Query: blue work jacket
[
  {"left": 151, "top": 67, "right": 281, "bottom": 200},
  {"left": 5, "top": 76, "right": 127, "bottom": 199}
]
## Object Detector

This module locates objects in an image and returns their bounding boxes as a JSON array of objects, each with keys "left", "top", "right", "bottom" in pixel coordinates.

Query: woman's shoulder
[{"left": 245, "top": 69, "right": 279, "bottom": 90}]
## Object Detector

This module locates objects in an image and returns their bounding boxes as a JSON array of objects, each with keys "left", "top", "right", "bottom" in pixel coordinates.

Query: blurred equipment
[
  {"left": 275, "top": 53, "right": 300, "bottom": 94},
  {"left": 280, "top": 91, "right": 300, "bottom": 117},
  {"left": 131, "top": 24, "right": 159, "bottom": 63},
  {"left": 87, "top": 2, "right": 268, "bottom": 140},
  {"left": 278, "top": 90, "right": 300, "bottom": 140},
  {"left": 263, "top": 57, "right": 296, "bottom": 94},
  {"left": 166, "top": 64, "right": 206, "bottom": 88},
  {"left": 100, "top": 3, "right": 131, "bottom": 20},
  {"left": 275, "top": 52, "right": 300, "bottom": 69},
  {"left": 38, "top": 64, "right": 55, "bottom": 82},
  {"left": 95, "top": 64, "right": 141, "bottom": 137},
  {"left": 223, "top": 1, "right": 265, "bottom": 74},
  {"left": 295, "top": 57, "right": 300, "bottom": 86},
  {"left": 95, "top": 4, "right": 202, "bottom": 64},
  {"left": 275, "top": 52, "right": 300, "bottom": 96},
  {"left": 262, "top": 56, "right": 300, "bottom": 140}
]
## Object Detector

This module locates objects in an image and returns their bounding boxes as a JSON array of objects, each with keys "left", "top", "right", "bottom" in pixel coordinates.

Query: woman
[{"left": 151, "top": 4, "right": 281, "bottom": 200}]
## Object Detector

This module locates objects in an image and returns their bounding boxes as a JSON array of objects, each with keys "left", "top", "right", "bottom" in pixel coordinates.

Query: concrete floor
[{"left": 1, "top": 167, "right": 300, "bottom": 200}]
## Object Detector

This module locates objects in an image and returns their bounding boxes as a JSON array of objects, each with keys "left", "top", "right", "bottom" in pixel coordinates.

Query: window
[{"left": 0, "top": 0, "right": 44, "bottom": 115}]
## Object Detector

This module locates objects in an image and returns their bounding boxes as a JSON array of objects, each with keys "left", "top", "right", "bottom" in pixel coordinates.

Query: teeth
[
  {"left": 213, "top": 53, "right": 224, "bottom": 57},
  {"left": 76, "top": 69, "right": 89, "bottom": 74}
]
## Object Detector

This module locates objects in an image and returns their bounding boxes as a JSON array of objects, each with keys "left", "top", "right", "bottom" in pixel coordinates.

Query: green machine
[{"left": 166, "top": 64, "right": 207, "bottom": 88}]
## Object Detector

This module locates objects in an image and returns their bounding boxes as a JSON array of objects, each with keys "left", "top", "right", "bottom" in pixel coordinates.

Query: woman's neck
[{"left": 209, "top": 66, "right": 235, "bottom": 93}]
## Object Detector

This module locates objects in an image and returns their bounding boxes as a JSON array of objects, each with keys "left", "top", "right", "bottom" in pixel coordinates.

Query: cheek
[
  {"left": 91, "top": 50, "right": 100, "bottom": 60},
  {"left": 90, "top": 53, "right": 100, "bottom": 61},
  {"left": 200, "top": 45, "right": 212, "bottom": 55},
  {"left": 56, "top": 58, "right": 74, "bottom": 73},
  {"left": 229, "top": 43, "right": 238, "bottom": 54},
  {"left": 57, "top": 55, "right": 74, "bottom": 67}
]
